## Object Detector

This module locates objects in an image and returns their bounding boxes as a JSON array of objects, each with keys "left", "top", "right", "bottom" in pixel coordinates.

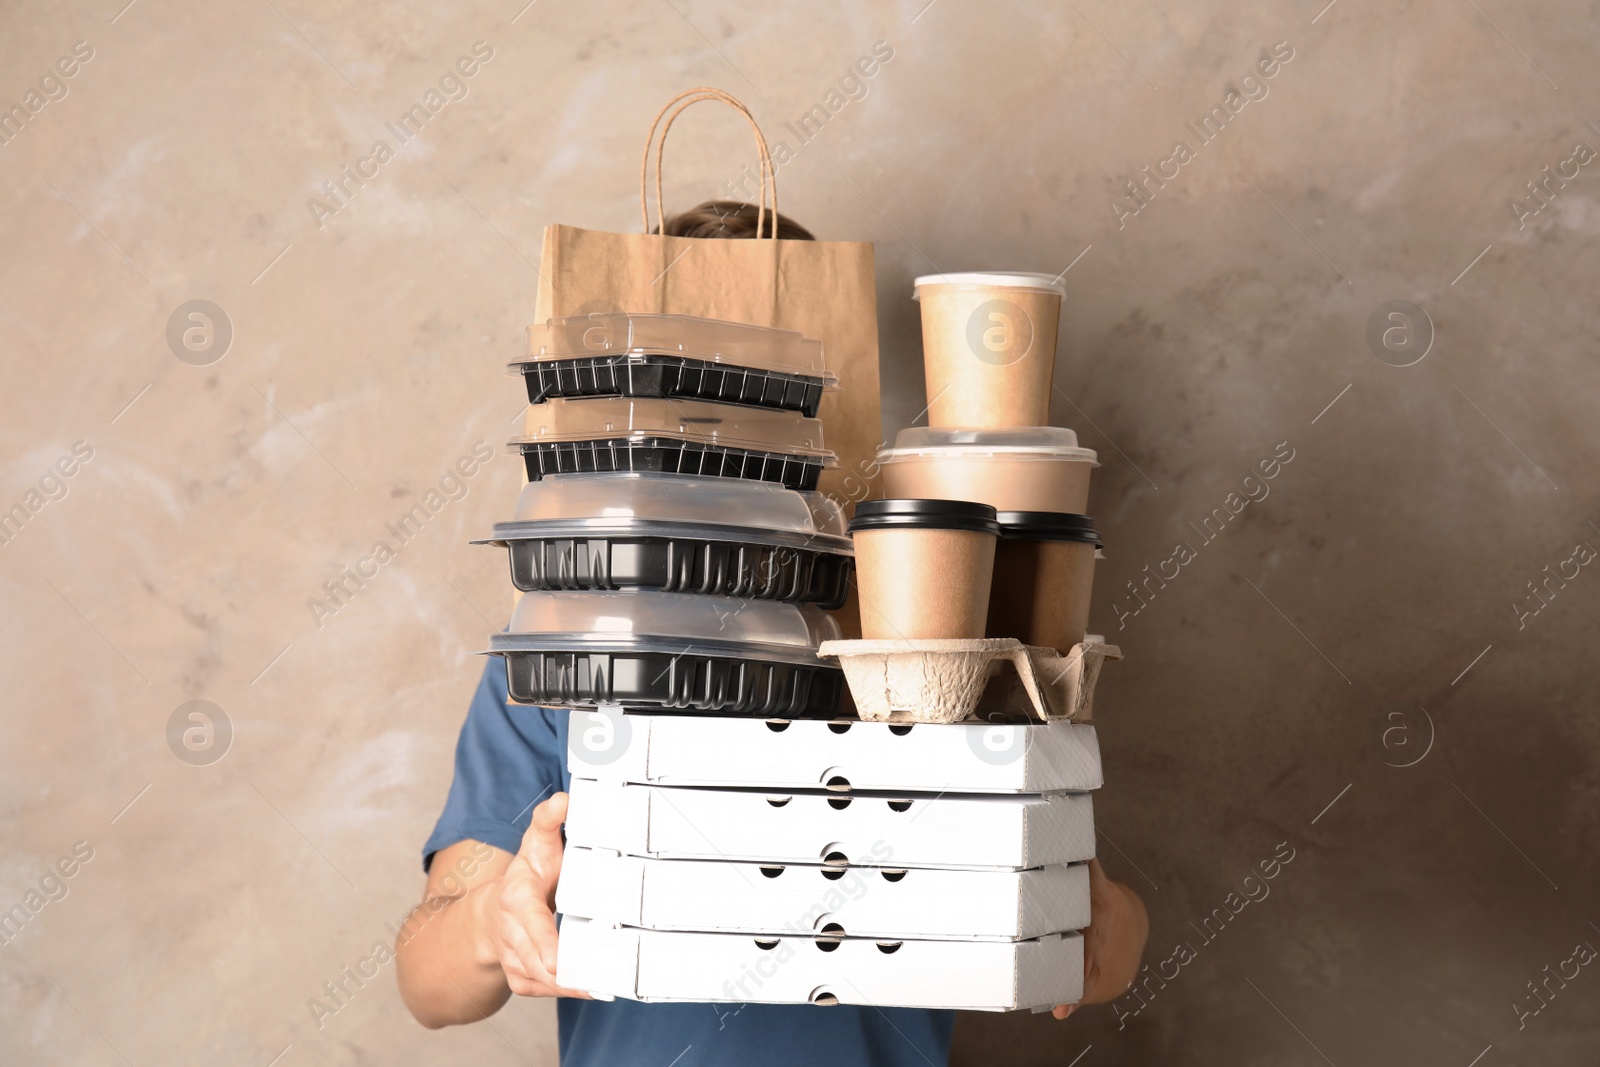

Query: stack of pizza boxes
[{"left": 482, "top": 283, "right": 1116, "bottom": 1011}]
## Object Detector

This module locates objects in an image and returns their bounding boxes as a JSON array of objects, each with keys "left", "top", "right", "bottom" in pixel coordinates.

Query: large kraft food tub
[
  {"left": 877, "top": 426, "right": 1098, "bottom": 513},
  {"left": 512, "top": 397, "right": 836, "bottom": 491},
  {"left": 514, "top": 313, "right": 838, "bottom": 417},
  {"left": 487, "top": 589, "right": 844, "bottom": 716},
  {"left": 914, "top": 271, "right": 1065, "bottom": 429},
  {"left": 475, "top": 473, "right": 855, "bottom": 608},
  {"left": 986, "top": 511, "right": 1102, "bottom": 652}
]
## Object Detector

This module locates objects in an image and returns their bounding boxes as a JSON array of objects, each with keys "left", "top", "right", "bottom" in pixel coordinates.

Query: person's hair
[{"left": 656, "top": 199, "right": 815, "bottom": 240}]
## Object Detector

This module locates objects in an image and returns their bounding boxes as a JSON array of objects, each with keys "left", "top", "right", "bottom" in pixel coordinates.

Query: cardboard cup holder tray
[{"left": 818, "top": 636, "right": 1123, "bottom": 724}]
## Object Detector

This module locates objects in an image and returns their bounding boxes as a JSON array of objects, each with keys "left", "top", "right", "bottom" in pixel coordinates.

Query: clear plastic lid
[
  {"left": 496, "top": 589, "right": 841, "bottom": 662},
  {"left": 509, "top": 473, "right": 844, "bottom": 533},
  {"left": 879, "top": 426, "right": 1097, "bottom": 463},
  {"left": 511, "top": 398, "right": 833, "bottom": 458},
  {"left": 913, "top": 272, "right": 1067, "bottom": 298},
  {"left": 522, "top": 313, "right": 832, "bottom": 378},
  {"left": 486, "top": 473, "right": 850, "bottom": 550}
]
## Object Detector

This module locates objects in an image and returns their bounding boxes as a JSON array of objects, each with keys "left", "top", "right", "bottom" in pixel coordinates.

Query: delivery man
[{"left": 394, "top": 202, "right": 1149, "bottom": 1064}]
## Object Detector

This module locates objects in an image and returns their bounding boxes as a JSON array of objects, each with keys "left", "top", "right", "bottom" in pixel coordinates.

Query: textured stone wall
[{"left": 3, "top": 1, "right": 1596, "bottom": 1064}]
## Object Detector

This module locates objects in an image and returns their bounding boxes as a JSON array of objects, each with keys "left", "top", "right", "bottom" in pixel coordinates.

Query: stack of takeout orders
[{"left": 480, "top": 276, "right": 1114, "bottom": 1012}]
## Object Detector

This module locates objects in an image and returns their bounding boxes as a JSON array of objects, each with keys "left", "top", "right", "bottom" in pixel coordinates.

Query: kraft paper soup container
[
  {"left": 914, "top": 272, "right": 1066, "bottom": 428},
  {"left": 848, "top": 499, "right": 1000, "bottom": 640},
  {"left": 985, "top": 512, "right": 1101, "bottom": 652},
  {"left": 877, "top": 427, "right": 1098, "bottom": 513}
]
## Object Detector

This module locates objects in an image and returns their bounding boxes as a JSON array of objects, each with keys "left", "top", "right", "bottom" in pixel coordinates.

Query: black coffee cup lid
[
  {"left": 850, "top": 498, "right": 1000, "bottom": 534},
  {"left": 995, "top": 511, "right": 1102, "bottom": 544}
]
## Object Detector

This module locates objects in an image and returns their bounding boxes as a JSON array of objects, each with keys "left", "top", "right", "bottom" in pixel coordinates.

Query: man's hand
[
  {"left": 475, "top": 792, "right": 591, "bottom": 998},
  {"left": 1052, "top": 857, "right": 1149, "bottom": 1020},
  {"left": 396, "top": 792, "right": 588, "bottom": 1028}
]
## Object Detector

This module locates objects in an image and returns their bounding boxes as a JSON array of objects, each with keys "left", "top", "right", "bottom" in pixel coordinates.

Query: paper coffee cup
[
  {"left": 985, "top": 512, "right": 1100, "bottom": 652},
  {"left": 915, "top": 273, "right": 1065, "bottom": 428},
  {"left": 878, "top": 427, "right": 1098, "bottom": 514},
  {"left": 849, "top": 499, "right": 1000, "bottom": 640}
]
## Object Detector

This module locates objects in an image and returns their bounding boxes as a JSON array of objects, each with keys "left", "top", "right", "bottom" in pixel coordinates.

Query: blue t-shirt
[{"left": 424, "top": 659, "right": 957, "bottom": 1067}]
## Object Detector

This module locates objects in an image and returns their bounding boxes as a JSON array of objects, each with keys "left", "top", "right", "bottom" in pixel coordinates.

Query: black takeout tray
[
  {"left": 515, "top": 436, "right": 828, "bottom": 491},
  {"left": 485, "top": 525, "right": 853, "bottom": 609},
  {"left": 515, "top": 354, "right": 828, "bottom": 417},
  {"left": 491, "top": 645, "right": 845, "bottom": 717}
]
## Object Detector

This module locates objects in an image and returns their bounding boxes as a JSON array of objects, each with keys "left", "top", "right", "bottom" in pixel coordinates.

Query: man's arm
[{"left": 396, "top": 793, "right": 588, "bottom": 1028}]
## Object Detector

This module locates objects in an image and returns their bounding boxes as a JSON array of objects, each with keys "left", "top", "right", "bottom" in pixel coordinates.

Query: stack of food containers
[
  {"left": 483, "top": 314, "right": 852, "bottom": 719},
  {"left": 866, "top": 274, "right": 1102, "bottom": 650},
  {"left": 822, "top": 273, "right": 1106, "bottom": 1009},
  {"left": 521, "top": 280, "right": 1110, "bottom": 1014}
]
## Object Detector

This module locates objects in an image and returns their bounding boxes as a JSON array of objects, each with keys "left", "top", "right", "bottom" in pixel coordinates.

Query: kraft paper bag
[
  {"left": 527, "top": 88, "right": 883, "bottom": 637},
  {"left": 530, "top": 88, "right": 883, "bottom": 509}
]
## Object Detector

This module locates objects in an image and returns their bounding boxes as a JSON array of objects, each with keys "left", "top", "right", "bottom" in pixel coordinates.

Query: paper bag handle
[{"left": 641, "top": 87, "right": 778, "bottom": 238}]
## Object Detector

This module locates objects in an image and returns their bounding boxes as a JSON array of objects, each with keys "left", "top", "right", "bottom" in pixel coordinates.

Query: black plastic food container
[
  {"left": 489, "top": 529, "right": 852, "bottom": 608},
  {"left": 478, "top": 474, "right": 854, "bottom": 606},
  {"left": 512, "top": 397, "right": 834, "bottom": 492},
  {"left": 514, "top": 435, "right": 829, "bottom": 490},
  {"left": 515, "top": 354, "right": 830, "bottom": 417},
  {"left": 518, "top": 313, "right": 836, "bottom": 417},
  {"left": 496, "top": 646, "right": 844, "bottom": 716},
  {"left": 487, "top": 590, "right": 845, "bottom": 717}
]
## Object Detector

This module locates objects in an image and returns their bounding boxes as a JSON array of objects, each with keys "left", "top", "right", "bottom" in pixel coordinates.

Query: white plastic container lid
[
  {"left": 913, "top": 273, "right": 1067, "bottom": 299},
  {"left": 524, "top": 313, "right": 831, "bottom": 378},
  {"left": 511, "top": 398, "right": 833, "bottom": 458},
  {"left": 500, "top": 589, "right": 841, "bottom": 661},
  {"left": 879, "top": 426, "right": 1098, "bottom": 464},
  {"left": 485, "top": 473, "right": 851, "bottom": 552}
]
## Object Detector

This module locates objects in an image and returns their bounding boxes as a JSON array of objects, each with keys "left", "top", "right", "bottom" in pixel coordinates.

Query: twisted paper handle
[{"left": 640, "top": 87, "right": 777, "bottom": 238}]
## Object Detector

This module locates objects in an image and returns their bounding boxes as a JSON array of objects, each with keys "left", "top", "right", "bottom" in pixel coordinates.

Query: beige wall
[{"left": 3, "top": 1, "right": 1597, "bottom": 1064}]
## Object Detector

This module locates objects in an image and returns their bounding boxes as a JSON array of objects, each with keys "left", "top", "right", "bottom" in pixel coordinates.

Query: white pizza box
[
  {"left": 564, "top": 778, "right": 1096, "bottom": 870},
  {"left": 557, "top": 918, "right": 1084, "bottom": 1011},
  {"left": 557, "top": 846, "right": 1091, "bottom": 940},
  {"left": 567, "top": 710, "right": 1103, "bottom": 794}
]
